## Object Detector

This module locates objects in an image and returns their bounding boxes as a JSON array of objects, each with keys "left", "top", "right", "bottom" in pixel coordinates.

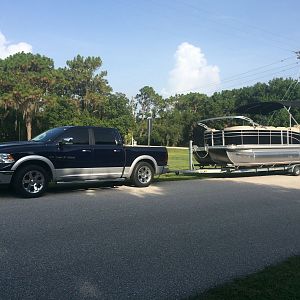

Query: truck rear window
[{"left": 93, "top": 128, "right": 118, "bottom": 145}]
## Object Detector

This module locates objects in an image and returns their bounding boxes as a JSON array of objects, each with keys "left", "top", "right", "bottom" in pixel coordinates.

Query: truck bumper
[{"left": 0, "top": 171, "right": 13, "bottom": 184}]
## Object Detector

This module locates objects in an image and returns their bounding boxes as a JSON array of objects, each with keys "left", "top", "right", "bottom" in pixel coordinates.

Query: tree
[
  {"left": 103, "top": 93, "right": 135, "bottom": 138},
  {"left": 134, "top": 86, "right": 165, "bottom": 144},
  {"left": 0, "top": 52, "right": 55, "bottom": 140},
  {"left": 170, "top": 93, "right": 209, "bottom": 145},
  {"left": 63, "top": 55, "right": 112, "bottom": 117},
  {"left": 135, "top": 86, "right": 164, "bottom": 119}
]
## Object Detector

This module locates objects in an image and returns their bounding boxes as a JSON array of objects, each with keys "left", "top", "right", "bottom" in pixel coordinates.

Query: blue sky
[{"left": 0, "top": 0, "right": 299, "bottom": 98}]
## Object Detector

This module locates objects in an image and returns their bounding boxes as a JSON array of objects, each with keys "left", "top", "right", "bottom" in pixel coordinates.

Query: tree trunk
[
  {"left": 166, "top": 135, "right": 170, "bottom": 147},
  {"left": 26, "top": 117, "right": 32, "bottom": 140}
]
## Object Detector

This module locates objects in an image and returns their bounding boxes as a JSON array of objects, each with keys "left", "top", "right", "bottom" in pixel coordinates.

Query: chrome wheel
[
  {"left": 292, "top": 166, "right": 300, "bottom": 176},
  {"left": 137, "top": 165, "right": 152, "bottom": 184},
  {"left": 22, "top": 170, "right": 45, "bottom": 194},
  {"left": 131, "top": 162, "right": 154, "bottom": 187}
]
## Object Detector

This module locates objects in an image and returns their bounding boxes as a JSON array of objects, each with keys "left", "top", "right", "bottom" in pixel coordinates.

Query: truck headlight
[{"left": 0, "top": 153, "right": 15, "bottom": 164}]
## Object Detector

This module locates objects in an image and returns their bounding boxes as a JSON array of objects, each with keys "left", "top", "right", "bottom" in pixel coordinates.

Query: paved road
[{"left": 1, "top": 175, "right": 300, "bottom": 299}]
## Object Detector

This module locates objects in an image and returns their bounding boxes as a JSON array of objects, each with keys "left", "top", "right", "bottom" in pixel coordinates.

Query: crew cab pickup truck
[{"left": 0, "top": 126, "right": 168, "bottom": 198}]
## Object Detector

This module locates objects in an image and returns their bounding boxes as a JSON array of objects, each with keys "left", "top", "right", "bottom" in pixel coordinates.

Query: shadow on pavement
[{"left": 0, "top": 181, "right": 125, "bottom": 199}]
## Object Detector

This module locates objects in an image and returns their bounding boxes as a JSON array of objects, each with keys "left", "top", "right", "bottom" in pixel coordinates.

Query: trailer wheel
[
  {"left": 13, "top": 164, "right": 49, "bottom": 198},
  {"left": 292, "top": 165, "right": 300, "bottom": 176},
  {"left": 131, "top": 161, "right": 154, "bottom": 187}
]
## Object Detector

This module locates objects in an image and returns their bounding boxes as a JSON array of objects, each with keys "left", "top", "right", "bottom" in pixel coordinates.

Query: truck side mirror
[{"left": 59, "top": 137, "right": 74, "bottom": 147}]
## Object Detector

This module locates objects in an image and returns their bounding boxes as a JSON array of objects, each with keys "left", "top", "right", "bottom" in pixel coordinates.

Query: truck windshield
[{"left": 31, "top": 127, "right": 68, "bottom": 142}]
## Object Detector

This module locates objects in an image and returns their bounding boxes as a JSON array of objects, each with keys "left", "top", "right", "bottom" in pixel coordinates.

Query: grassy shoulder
[{"left": 187, "top": 256, "right": 300, "bottom": 300}]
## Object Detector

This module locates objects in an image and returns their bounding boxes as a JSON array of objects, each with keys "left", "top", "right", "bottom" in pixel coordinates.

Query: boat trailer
[{"left": 173, "top": 141, "right": 300, "bottom": 177}]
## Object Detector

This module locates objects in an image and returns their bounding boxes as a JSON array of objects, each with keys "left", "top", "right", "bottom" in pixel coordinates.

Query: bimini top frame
[
  {"left": 198, "top": 101, "right": 300, "bottom": 130},
  {"left": 236, "top": 101, "right": 300, "bottom": 128},
  {"left": 197, "top": 115, "right": 260, "bottom": 130}
]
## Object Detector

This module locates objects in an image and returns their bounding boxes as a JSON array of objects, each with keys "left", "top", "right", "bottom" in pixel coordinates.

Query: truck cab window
[{"left": 59, "top": 128, "right": 89, "bottom": 145}]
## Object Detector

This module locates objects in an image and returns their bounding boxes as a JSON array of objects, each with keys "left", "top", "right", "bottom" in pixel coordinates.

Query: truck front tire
[
  {"left": 13, "top": 165, "right": 49, "bottom": 198},
  {"left": 131, "top": 161, "right": 154, "bottom": 187}
]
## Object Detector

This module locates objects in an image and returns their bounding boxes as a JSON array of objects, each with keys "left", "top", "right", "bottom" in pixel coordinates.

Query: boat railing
[{"left": 204, "top": 129, "right": 300, "bottom": 146}]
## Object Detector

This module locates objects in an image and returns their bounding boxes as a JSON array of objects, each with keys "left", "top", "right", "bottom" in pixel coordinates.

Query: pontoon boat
[{"left": 193, "top": 101, "right": 300, "bottom": 167}]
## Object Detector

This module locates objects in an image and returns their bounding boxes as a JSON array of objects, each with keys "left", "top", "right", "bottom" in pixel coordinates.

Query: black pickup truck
[{"left": 0, "top": 126, "right": 168, "bottom": 197}]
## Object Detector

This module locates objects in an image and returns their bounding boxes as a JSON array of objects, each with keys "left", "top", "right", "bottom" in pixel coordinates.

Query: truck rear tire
[
  {"left": 131, "top": 161, "right": 154, "bottom": 187},
  {"left": 13, "top": 165, "right": 49, "bottom": 198},
  {"left": 292, "top": 165, "right": 300, "bottom": 176}
]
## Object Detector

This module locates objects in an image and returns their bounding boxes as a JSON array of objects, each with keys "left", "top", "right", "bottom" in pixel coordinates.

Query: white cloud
[
  {"left": 162, "top": 42, "right": 220, "bottom": 96},
  {"left": 0, "top": 32, "right": 32, "bottom": 59}
]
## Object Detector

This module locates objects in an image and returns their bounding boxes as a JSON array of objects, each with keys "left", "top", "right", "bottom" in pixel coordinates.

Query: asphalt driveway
[{"left": 0, "top": 175, "right": 300, "bottom": 299}]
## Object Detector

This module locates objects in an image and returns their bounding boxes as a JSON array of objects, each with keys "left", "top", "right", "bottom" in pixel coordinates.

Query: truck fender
[
  {"left": 125, "top": 155, "right": 158, "bottom": 178},
  {"left": 11, "top": 155, "right": 56, "bottom": 178}
]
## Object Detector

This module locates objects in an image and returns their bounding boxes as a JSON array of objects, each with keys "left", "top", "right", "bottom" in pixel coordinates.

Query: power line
[
  {"left": 281, "top": 68, "right": 300, "bottom": 101},
  {"left": 215, "top": 65, "right": 300, "bottom": 91},
  {"left": 148, "top": 0, "right": 298, "bottom": 53},
  {"left": 168, "top": 50, "right": 300, "bottom": 95},
  {"left": 219, "top": 62, "right": 299, "bottom": 86},
  {"left": 176, "top": 0, "right": 298, "bottom": 52},
  {"left": 144, "top": 1, "right": 300, "bottom": 95},
  {"left": 219, "top": 56, "right": 294, "bottom": 81},
  {"left": 282, "top": 79, "right": 299, "bottom": 101},
  {"left": 173, "top": 64, "right": 299, "bottom": 96},
  {"left": 183, "top": 61, "right": 299, "bottom": 93},
  {"left": 229, "top": 17, "right": 298, "bottom": 48}
]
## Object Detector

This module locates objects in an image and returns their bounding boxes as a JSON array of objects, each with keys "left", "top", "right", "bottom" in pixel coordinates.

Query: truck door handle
[
  {"left": 82, "top": 149, "right": 92, "bottom": 153},
  {"left": 114, "top": 149, "right": 121, "bottom": 152}
]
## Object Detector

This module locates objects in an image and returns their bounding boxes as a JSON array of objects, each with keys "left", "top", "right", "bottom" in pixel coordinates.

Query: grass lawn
[
  {"left": 167, "top": 147, "right": 191, "bottom": 170},
  {"left": 156, "top": 147, "right": 203, "bottom": 182},
  {"left": 187, "top": 256, "right": 300, "bottom": 300}
]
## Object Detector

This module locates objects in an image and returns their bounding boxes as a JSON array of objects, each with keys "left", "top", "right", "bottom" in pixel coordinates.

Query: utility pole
[{"left": 147, "top": 116, "right": 153, "bottom": 146}]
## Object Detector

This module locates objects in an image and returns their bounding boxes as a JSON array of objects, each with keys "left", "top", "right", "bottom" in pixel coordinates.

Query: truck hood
[{"left": 0, "top": 141, "right": 43, "bottom": 151}]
